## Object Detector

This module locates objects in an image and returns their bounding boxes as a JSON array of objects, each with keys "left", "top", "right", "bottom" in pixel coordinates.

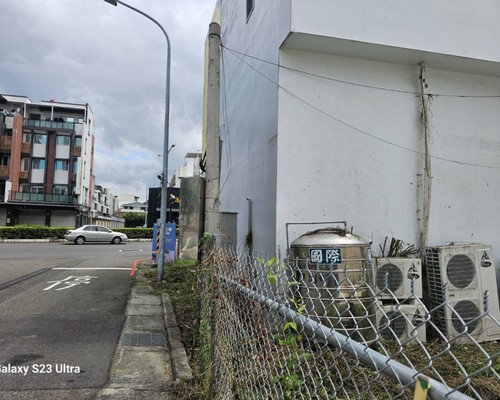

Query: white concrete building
[
  {"left": 169, "top": 152, "right": 202, "bottom": 188},
  {"left": 215, "top": 0, "right": 500, "bottom": 277},
  {"left": 91, "top": 184, "right": 123, "bottom": 228}
]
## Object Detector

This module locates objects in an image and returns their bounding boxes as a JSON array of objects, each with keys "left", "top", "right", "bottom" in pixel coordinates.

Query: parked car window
[
  {"left": 83, "top": 226, "right": 96, "bottom": 231},
  {"left": 97, "top": 226, "right": 110, "bottom": 232}
]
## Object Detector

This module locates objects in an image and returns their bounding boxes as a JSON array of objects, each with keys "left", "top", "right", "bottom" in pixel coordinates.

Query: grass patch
[{"left": 145, "top": 259, "right": 207, "bottom": 399}]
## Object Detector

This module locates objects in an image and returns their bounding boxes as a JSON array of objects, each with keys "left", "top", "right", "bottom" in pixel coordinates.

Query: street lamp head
[{"left": 104, "top": 0, "right": 118, "bottom": 6}]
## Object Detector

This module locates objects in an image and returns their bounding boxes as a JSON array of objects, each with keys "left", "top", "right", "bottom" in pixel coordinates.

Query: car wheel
[
  {"left": 75, "top": 236, "right": 85, "bottom": 245},
  {"left": 112, "top": 237, "right": 122, "bottom": 244}
]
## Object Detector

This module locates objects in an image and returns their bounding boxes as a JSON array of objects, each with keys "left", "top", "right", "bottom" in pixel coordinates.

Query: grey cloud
[{"left": 0, "top": 0, "right": 214, "bottom": 197}]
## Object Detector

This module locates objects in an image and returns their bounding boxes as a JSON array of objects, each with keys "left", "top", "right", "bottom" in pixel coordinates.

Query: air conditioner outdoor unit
[
  {"left": 425, "top": 244, "right": 500, "bottom": 343},
  {"left": 373, "top": 257, "right": 422, "bottom": 300},
  {"left": 375, "top": 303, "right": 426, "bottom": 343}
]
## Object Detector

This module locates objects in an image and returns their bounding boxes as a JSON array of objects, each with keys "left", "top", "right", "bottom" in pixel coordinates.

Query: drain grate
[{"left": 121, "top": 332, "right": 166, "bottom": 347}]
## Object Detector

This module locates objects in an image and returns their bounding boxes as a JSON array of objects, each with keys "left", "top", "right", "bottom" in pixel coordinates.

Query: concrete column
[{"left": 204, "top": 22, "right": 221, "bottom": 235}]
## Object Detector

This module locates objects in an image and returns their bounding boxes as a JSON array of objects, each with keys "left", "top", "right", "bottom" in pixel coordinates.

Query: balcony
[
  {"left": 0, "top": 136, "right": 12, "bottom": 150},
  {"left": 26, "top": 119, "right": 75, "bottom": 131},
  {"left": 19, "top": 171, "right": 29, "bottom": 180},
  {"left": 21, "top": 142, "right": 30, "bottom": 154},
  {"left": 0, "top": 165, "right": 8, "bottom": 178},
  {"left": 73, "top": 146, "right": 81, "bottom": 157},
  {"left": 9, "top": 191, "right": 77, "bottom": 204}
]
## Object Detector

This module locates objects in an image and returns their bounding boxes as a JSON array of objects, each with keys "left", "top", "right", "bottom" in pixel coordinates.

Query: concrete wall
[
  {"left": 219, "top": 0, "right": 291, "bottom": 253},
  {"left": 291, "top": 0, "right": 500, "bottom": 63},
  {"left": 220, "top": 0, "right": 500, "bottom": 271},
  {"left": 276, "top": 50, "right": 500, "bottom": 258}
]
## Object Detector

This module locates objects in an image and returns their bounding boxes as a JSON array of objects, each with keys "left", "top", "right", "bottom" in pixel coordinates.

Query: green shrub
[
  {"left": 0, "top": 226, "right": 154, "bottom": 240},
  {"left": 114, "top": 228, "right": 154, "bottom": 239},
  {"left": 0, "top": 225, "right": 70, "bottom": 239}
]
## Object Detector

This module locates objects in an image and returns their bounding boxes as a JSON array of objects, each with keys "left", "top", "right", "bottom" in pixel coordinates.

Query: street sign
[{"left": 152, "top": 223, "right": 176, "bottom": 262}]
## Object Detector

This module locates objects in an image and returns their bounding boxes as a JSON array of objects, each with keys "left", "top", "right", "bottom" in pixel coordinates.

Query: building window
[
  {"left": 21, "top": 158, "right": 29, "bottom": 171},
  {"left": 55, "top": 160, "right": 69, "bottom": 170},
  {"left": 30, "top": 186, "right": 44, "bottom": 194},
  {"left": 0, "top": 155, "right": 8, "bottom": 166},
  {"left": 23, "top": 133, "right": 31, "bottom": 143},
  {"left": 56, "top": 135, "right": 70, "bottom": 146},
  {"left": 20, "top": 184, "right": 30, "bottom": 193},
  {"left": 34, "top": 134, "right": 47, "bottom": 144},
  {"left": 73, "top": 160, "right": 78, "bottom": 173},
  {"left": 74, "top": 137, "right": 82, "bottom": 147},
  {"left": 246, "top": 0, "right": 254, "bottom": 20},
  {"left": 32, "top": 158, "right": 46, "bottom": 170},
  {"left": 53, "top": 185, "right": 68, "bottom": 195}
]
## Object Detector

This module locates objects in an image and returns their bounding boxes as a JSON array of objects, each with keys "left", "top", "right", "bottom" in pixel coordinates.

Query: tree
[{"left": 123, "top": 212, "right": 146, "bottom": 228}]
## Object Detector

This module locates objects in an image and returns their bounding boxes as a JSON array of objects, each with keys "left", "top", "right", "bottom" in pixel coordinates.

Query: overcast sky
[{"left": 0, "top": 0, "right": 215, "bottom": 201}]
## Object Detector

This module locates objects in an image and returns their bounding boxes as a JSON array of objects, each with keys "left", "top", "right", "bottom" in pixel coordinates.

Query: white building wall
[
  {"left": 276, "top": 51, "right": 500, "bottom": 266},
  {"left": 423, "top": 68, "right": 500, "bottom": 250},
  {"left": 219, "top": 0, "right": 290, "bottom": 252},
  {"left": 54, "top": 170, "right": 69, "bottom": 185},
  {"left": 220, "top": 0, "right": 500, "bottom": 274},
  {"left": 276, "top": 51, "right": 421, "bottom": 253},
  {"left": 55, "top": 144, "right": 70, "bottom": 159},
  {"left": 30, "top": 169, "right": 44, "bottom": 184},
  {"left": 291, "top": 0, "right": 500, "bottom": 63}
]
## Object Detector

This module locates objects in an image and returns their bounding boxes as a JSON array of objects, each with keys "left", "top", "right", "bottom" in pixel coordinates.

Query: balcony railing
[
  {"left": 0, "top": 165, "right": 8, "bottom": 178},
  {"left": 21, "top": 142, "right": 30, "bottom": 153},
  {"left": 0, "top": 136, "right": 12, "bottom": 150},
  {"left": 9, "top": 191, "right": 77, "bottom": 204},
  {"left": 26, "top": 119, "right": 75, "bottom": 130}
]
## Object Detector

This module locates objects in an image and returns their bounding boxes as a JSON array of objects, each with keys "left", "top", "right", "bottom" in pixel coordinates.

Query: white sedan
[{"left": 65, "top": 225, "right": 128, "bottom": 245}]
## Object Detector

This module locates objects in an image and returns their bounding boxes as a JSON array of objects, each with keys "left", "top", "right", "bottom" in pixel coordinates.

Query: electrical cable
[
  {"left": 221, "top": 46, "right": 500, "bottom": 170},
  {"left": 222, "top": 45, "right": 500, "bottom": 99}
]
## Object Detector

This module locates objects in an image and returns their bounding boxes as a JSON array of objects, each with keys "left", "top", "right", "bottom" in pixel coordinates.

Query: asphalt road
[{"left": 0, "top": 241, "right": 152, "bottom": 395}]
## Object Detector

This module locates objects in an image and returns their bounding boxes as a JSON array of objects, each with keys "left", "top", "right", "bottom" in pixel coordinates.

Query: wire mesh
[{"left": 198, "top": 247, "right": 500, "bottom": 399}]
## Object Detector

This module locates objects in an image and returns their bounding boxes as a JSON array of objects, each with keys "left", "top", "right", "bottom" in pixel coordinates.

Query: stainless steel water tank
[{"left": 289, "top": 226, "right": 375, "bottom": 343}]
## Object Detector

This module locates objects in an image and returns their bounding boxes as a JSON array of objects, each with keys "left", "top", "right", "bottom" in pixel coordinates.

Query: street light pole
[{"left": 104, "top": 0, "right": 170, "bottom": 281}]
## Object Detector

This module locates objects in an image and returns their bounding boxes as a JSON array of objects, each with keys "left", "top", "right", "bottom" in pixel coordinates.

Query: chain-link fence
[{"left": 198, "top": 246, "right": 500, "bottom": 399}]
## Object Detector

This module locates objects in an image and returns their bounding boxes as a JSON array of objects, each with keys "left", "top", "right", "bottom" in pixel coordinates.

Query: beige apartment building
[{"left": 0, "top": 94, "right": 94, "bottom": 227}]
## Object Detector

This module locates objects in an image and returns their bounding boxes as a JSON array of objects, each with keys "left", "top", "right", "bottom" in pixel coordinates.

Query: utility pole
[{"left": 204, "top": 22, "right": 221, "bottom": 236}]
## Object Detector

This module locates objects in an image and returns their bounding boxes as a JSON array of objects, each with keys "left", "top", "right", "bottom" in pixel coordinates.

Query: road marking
[
  {"left": 52, "top": 267, "right": 131, "bottom": 271},
  {"left": 119, "top": 249, "right": 144, "bottom": 252},
  {"left": 44, "top": 276, "right": 98, "bottom": 291}
]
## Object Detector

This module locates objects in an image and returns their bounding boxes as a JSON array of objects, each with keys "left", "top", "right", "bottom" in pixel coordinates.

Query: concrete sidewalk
[{"left": 96, "top": 266, "right": 192, "bottom": 400}]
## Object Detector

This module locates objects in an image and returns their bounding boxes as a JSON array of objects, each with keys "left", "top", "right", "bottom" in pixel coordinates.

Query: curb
[{"left": 162, "top": 293, "right": 193, "bottom": 383}]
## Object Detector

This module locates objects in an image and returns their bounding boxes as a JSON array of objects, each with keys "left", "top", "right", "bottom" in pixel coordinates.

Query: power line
[
  {"left": 221, "top": 46, "right": 500, "bottom": 170},
  {"left": 222, "top": 45, "right": 500, "bottom": 99}
]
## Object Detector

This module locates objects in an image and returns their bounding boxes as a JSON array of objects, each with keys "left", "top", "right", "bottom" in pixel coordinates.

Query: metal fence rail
[{"left": 199, "top": 247, "right": 500, "bottom": 399}]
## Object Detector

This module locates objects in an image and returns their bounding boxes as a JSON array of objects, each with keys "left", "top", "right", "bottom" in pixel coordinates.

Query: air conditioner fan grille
[
  {"left": 379, "top": 310, "right": 406, "bottom": 340},
  {"left": 376, "top": 264, "right": 403, "bottom": 292},
  {"left": 451, "top": 300, "right": 480, "bottom": 334},
  {"left": 446, "top": 254, "right": 475, "bottom": 289}
]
